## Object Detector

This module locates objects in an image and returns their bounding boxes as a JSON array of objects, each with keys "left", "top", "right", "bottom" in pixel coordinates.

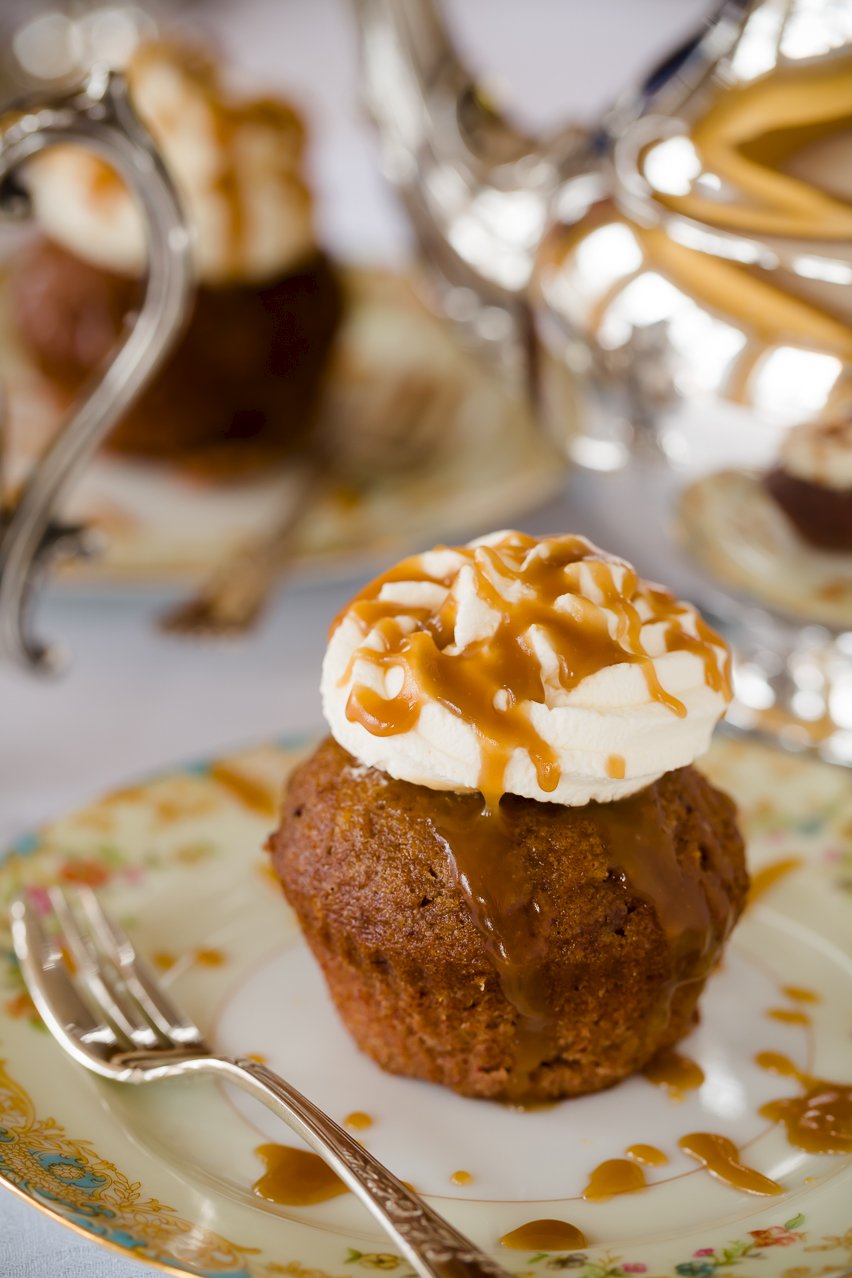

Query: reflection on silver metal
[
  {"left": 353, "top": 0, "right": 852, "bottom": 759},
  {"left": 11, "top": 886, "right": 511, "bottom": 1278},
  {"left": 0, "top": 68, "right": 192, "bottom": 672}
]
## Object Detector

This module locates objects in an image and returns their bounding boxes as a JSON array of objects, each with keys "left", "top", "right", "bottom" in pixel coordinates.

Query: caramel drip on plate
[
  {"left": 344, "top": 1111, "right": 373, "bottom": 1131},
  {"left": 582, "top": 1159, "right": 647, "bottom": 1200},
  {"left": 781, "top": 986, "right": 820, "bottom": 1004},
  {"left": 755, "top": 1050, "right": 806, "bottom": 1081},
  {"left": 760, "top": 1083, "right": 852, "bottom": 1155},
  {"left": 643, "top": 1049, "right": 706, "bottom": 1101},
  {"left": 500, "top": 1220, "right": 587, "bottom": 1251},
  {"left": 252, "top": 1144, "right": 349, "bottom": 1205},
  {"left": 766, "top": 1007, "right": 811, "bottom": 1026},
  {"left": 754, "top": 1053, "right": 852, "bottom": 1154},
  {"left": 679, "top": 1133, "right": 783, "bottom": 1195},
  {"left": 625, "top": 1144, "right": 669, "bottom": 1166},
  {"left": 450, "top": 1170, "right": 473, "bottom": 1186},
  {"left": 747, "top": 857, "right": 802, "bottom": 906},
  {"left": 338, "top": 532, "right": 729, "bottom": 805}
]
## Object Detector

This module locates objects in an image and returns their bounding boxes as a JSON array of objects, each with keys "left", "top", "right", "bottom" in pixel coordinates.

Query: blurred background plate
[{"left": 2, "top": 264, "right": 566, "bottom": 591}]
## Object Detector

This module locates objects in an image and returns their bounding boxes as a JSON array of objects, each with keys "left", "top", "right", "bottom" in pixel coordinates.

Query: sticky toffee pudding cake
[
  {"left": 12, "top": 41, "right": 342, "bottom": 467},
  {"left": 269, "top": 531, "right": 748, "bottom": 1102},
  {"left": 765, "top": 418, "right": 852, "bottom": 553}
]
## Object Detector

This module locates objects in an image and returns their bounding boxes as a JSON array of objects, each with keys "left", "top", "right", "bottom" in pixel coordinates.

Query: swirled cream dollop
[
  {"left": 779, "top": 419, "right": 852, "bottom": 491},
  {"left": 322, "top": 531, "right": 732, "bottom": 805},
  {"left": 25, "top": 41, "right": 315, "bottom": 285}
]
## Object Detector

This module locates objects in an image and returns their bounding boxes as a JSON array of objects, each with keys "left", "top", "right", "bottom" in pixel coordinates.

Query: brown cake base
[
  {"left": 765, "top": 467, "right": 852, "bottom": 553},
  {"left": 268, "top": 737, "right": 748, "bottom": 1103},
  {"left": 11, "top": 237, "right": 343, "bottom": 467}
]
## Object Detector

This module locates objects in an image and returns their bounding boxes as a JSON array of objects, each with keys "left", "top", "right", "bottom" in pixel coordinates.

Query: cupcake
[
  {"left": 765, "top": 418, "right": 852, "bottom": 552},
  {"left": 12, "top": 41, "right": 343, "bottom": 467},
  {"left": 268, "top": 531, "right": 747, "bottom": 1102}
]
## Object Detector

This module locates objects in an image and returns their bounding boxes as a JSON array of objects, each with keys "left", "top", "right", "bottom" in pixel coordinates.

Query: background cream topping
[
  {"left": 322, "top": 531, "right": 732, "bottom": 805},
  {"left": 25, "top": 41, "right": 316, "bottom": 285},
  {"left": 779, "top": 418, "right": 852, "bottom": 490}
]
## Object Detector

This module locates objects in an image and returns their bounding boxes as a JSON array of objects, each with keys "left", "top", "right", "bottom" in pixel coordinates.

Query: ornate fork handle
[
  {"left": 0, "top": 67, "right": 192, "bottom": 672},
  {"left": 210, "top": 1056, "right": 510, "bottom": 1278}
]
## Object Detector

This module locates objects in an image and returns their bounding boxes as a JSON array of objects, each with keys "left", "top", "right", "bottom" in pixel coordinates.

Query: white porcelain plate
[{"left": 0, "top": 735, "right": 850, "bottom": 1278}]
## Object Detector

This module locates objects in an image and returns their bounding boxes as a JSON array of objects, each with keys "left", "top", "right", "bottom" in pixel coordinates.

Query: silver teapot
[{"left": 354, "top": 0, "right": 852, "bottom": 761}]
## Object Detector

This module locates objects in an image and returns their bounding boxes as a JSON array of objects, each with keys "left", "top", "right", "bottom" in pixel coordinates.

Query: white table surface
[{"left": 0, "top": 2, "right": 711, "bottom": 1273}]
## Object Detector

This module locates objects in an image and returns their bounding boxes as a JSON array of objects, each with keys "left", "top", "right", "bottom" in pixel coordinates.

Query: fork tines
[{"left": 10, "top": 887, "right": 207, "bottom": 1077}]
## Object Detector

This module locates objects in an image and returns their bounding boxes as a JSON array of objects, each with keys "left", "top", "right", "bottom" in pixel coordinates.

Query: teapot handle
[{"left": 0, "top": 67, "right": 192, "bottom": 672}]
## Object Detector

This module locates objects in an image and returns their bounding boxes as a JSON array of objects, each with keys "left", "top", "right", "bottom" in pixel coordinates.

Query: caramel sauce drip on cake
[
  {"left": 335, "top": 534, "right": 731, "bottom": 1098},
  {"left": 755, "top": 1052, "right": 852, "bottom": 1154},
  {"left": 252, "top": 1144, "right": 349, "bottom": 1205},
  {"left": 679, "top": 1133, "right": 783, "bottom": 1195},
  {"left": 500, "top": 1220, "right": 587, "bottom": 1251}
]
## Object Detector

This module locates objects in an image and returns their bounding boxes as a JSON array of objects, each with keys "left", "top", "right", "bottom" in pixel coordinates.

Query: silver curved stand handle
[{"left": 0, "top": 67, "right": 192, "bottom": 672}]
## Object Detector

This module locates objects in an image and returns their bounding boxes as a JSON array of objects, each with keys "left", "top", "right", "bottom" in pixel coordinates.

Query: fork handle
[{"left": 214, "top": 1056, "right": 510, "bottom": 1278}]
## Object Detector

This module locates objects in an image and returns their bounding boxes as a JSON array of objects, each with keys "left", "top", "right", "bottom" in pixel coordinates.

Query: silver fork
[{"left": 10, "top": 887, "right": 508, "bottom": 1278}]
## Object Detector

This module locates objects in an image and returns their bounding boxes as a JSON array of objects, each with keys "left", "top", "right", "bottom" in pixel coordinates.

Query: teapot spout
[{"left": 353, "top": 0, "right": 585, "bottom": 305}]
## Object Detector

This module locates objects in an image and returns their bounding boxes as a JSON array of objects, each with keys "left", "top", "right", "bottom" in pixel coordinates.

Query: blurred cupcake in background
[
  {"left": 765, "top": 417, "right": 852, "bottom": 553},
  {"left": 12, "top": 39, "right": 343, "bottom": 470}
]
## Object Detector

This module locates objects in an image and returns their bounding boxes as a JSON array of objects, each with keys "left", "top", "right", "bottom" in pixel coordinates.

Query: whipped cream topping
[
  {"left": 25, "top": 42, "right": 315, "bottom": 285},
  {"left": 322, "top": 531, "right": 732, "bottom": 805},
  {"left": 780, "top": 418, "right": 852, "bottom": 491}
]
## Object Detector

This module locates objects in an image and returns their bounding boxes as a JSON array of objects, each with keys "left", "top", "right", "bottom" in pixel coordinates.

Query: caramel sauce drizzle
[
  {"left": 754, "top": 1052, "right": 852, "bottom": 1155},
  {"left": 252, "top": 1144, "right": 349, "bottom": 1205},
  {"left": 450, "top": 1170, "right": 473, "bottom": 1185},
  {"left": 338, "top": 532, "right": 730, "bottom": 809},
  {"left": 642, "top": 1049, "right": 706, "bottom": 1102},
  {"left": 500, "top": 1220, "right": 587, "bottom": 1251},
  {"left": 582, "top": 1158, "right": 647, "bottom": 1200},
  {"left": 606, "top": 754, "right": 625, "bottom": 779},
  {"left": 625, "top": 1144, "right": 669, "bottom": 1166},
  {"left": 679, "top": 1133, "right": 783, "bottom": 1196},
  {"left": 336, "top": 534, "right": 731, "bottom": 1099}
]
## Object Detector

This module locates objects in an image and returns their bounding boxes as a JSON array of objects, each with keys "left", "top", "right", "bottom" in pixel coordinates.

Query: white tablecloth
[{"left": 0, "top": 2, "right": 710, "bottom": 1273}]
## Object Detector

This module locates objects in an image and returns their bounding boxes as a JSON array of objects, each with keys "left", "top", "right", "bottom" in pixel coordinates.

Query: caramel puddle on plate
[
  {"left": 766, "top": 1007, "right": 812, "bottom": 1026},
  {"left": 781, "top": 985, "right": 820, "bottom": 1004},
  {"left": 625, "top": 1144, "right": 668, "bottom": 1167},
  {"left": 344, "top": 1111, "right": 373, "bottom": 1131},
  {"left": 755, "top": 1052, "right": 852, "bottom": 1155},
  {"left": 747, "top": 857, "right": 802, "bottom": 906},
  {"left": 500, "top": 1220, "right": 587, "bottom": 1251},
  {"left": 679, "top": 1133, "right": 783, "bottom": 1195},
  {"left": 450, "top": 1170, "right": 473, "bottom": 1186},
  {"left": 582, "top": 1159, "right": 647, "bottom": 1200},
  {"left": 642, "top": 1049, "right": 705, "bottom": 1100},
  {"left": 252, "top": 1144, "right": 350, "bottom": 1205}
]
